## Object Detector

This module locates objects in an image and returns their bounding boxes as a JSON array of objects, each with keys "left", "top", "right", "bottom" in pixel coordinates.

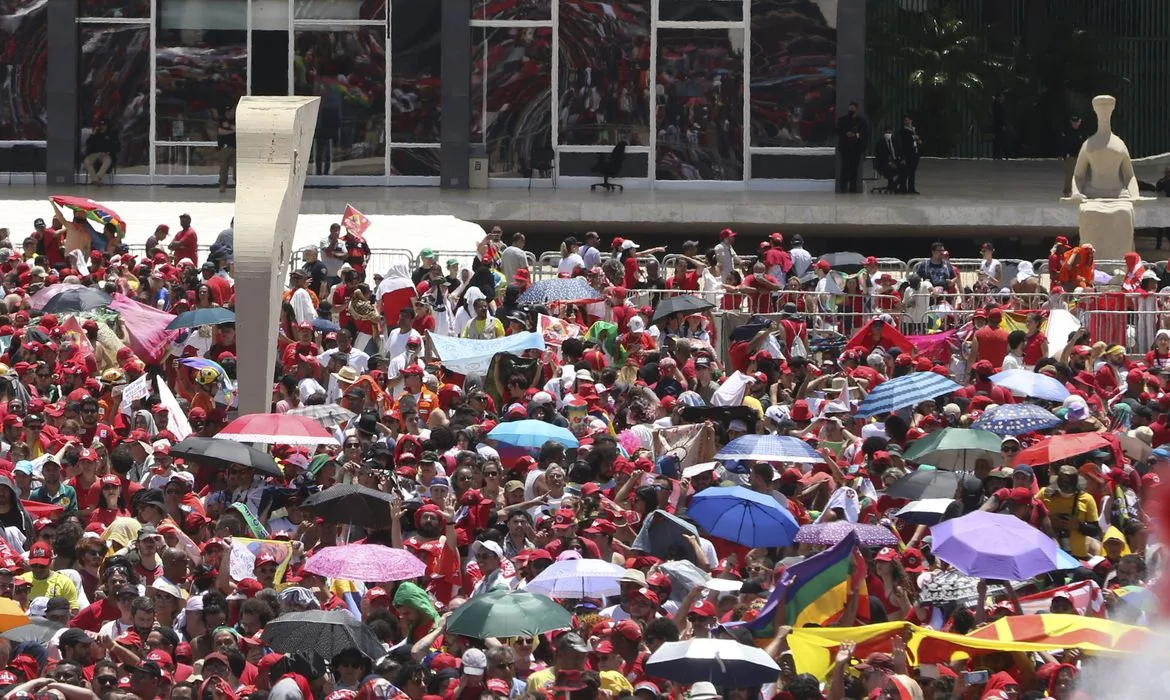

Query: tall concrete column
[
  {"left": 440, "top": 0, "right": 471, "bottom": 189},
  {"left": 834, "top": 0, "right": 867, "bottom": 183},
  {"left": 46, "top": 0, "right": 78, "bottom": 186},
  {"left": 233, "top": 96, "right": 320, "bottom": 415}
]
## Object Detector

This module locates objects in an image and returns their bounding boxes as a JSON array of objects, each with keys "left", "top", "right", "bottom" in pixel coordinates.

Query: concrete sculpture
[
  {"left": 232, "top": 96, "right": 320, "bottom": 415},
  {"left": 1062, "top": 95, "right": 1150, "bottom": 261}
]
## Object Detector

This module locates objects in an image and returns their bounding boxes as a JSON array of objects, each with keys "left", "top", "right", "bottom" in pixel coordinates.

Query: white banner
[
  {"left": 156, "top": 376, "right": 192, "bottom": 440},
  {"left": 119, "top": 374, "right": 151, "bottom": 416}
]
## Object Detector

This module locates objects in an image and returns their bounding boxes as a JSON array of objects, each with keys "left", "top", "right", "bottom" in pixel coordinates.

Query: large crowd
[{"left": 0, "top": 206, "right": 1158, "bottom": 700}]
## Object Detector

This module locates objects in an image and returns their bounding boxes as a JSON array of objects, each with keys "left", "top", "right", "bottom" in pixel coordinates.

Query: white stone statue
[
  {"left": 1066, "top": 95, "right": 1140, "bottom": 201},
  {"left": 1061, "top": 95, "right": 1150, "bottom": 261}
]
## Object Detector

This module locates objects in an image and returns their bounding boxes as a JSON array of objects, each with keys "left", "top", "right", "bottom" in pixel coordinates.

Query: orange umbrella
[
  {"left": 1013, "top": 433, "right": 1110, "bottom": 467},
  {"left": 0, "top": 597, "right": 29, "bottom": 634}
]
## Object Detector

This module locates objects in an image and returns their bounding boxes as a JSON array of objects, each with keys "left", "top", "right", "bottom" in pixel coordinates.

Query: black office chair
[
  {"left": 870, "top": 158, "right": 896, "bottom": 194},
  {"left": 591, "top": 141, "right": 627, "bottom": 192}
]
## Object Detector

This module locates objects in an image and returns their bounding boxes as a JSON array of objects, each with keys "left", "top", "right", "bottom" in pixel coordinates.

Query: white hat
[
  {"left": 469, "top": 540, "right": 503, "bottom": 561},
  {"left": 688, "top": 682, "right": 721, "bottom": 700},
  {"left": 1015, "top": 261, "right": 1036, "bottom": 283},
  {"left": 461, "top": 648, "right": 487, "bottom": 676},
  {"left": 682, "top": 462, "right": 718, "bottom": 479},
  {"left": 621, "top": 239, "right": 640, "bottom": 250},
  {"left": 628, "top": 316, "right": 646, "bottom": 333}
]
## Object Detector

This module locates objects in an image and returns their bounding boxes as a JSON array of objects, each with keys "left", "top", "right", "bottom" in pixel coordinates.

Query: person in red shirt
[
  {"left": 169, "top": 213, "right": 198, "bottom": 264},
  {"left": 664, "top": 257, "right": 700, "bottom": 294},
  {"left": 35, "top": 218, "right": 67, "bottom": 269},
  {"left": 969, "top": 307, "right": 1009, "bottom": 369},
  {"left": 200, "top": 263, "right": 233, "bottom": 305},
  {"left": 742, "top": 262, "right": 781, "bottom": 314}
]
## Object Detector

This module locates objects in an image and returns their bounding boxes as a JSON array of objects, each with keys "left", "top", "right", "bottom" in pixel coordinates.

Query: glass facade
[{"left": 9, "top": 0, "right": 839, "bottom": 184}]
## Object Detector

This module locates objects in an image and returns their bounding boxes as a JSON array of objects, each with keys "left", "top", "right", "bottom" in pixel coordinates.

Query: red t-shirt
[
  {"left": 205, "top": 275, "right": 233, "bottom": 306},
  {"left": 172, "top": 228, "right": 198, "bottom": 264},
  {"left": 974, "top": 326, "right": 1009, "bottom": 368},
  {"left": 612, "top": 305, "right": 636, "bottom": 334},
  {"left": 623, "top": 257, "right": 640, "bottom": 289},
  {"left": 666, "top": 270, "right": 698, "bottom": 292},
  {"left": 413, "top": 315, "right": 437, "bottom": 334}
]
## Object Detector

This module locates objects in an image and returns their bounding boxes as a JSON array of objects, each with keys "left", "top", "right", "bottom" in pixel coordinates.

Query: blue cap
[
  {"left": 13, "top": 461, "right": 33, "bottom": 475},
  {"left": 1153, "top": 447, "right": 1170, "bottom": 462},
  {"left": 429, "top": 477, "right": 450, "bottom": 488},
  {"left": 1012, "top": 464, "right": 1034, "bottom": 477}
]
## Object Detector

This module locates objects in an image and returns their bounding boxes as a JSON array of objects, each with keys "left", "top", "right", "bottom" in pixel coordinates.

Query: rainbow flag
[{"left": 744, "top": 531, "right": 867, "bottom": 641}]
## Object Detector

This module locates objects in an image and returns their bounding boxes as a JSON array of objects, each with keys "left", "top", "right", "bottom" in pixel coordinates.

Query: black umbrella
[
  {"left": 169, "top": 436, "right": 282, "bottom": 477},
  {"left": 2, "top": 619, "right": 63, "bottom": 644},
  {"left": 884, "top": 469, "right": 961, "bottom": 501},
  {"left": 40, "top": 287, "right": 113, "bottom": 313},
  {"left": 631, "top": 510, "right": 700, "bottom": 564},
  {"left": 261, "top": 609, "right": 386, "bottom": 659},
  {"left": 303, "top": 483, "right": 395, "bottom": 529},
  {"left": 817, "top": 252, "right": 868, "bottom": 272},
  {"left": 650, "top": 294, "right": 714, "bottom": 324}
]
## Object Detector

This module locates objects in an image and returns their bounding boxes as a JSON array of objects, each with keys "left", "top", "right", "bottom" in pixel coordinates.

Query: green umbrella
[
  {"left": 445, "top": 590, "right": 572, "bottom": 639},
  {"left": 901, "top": 428, "right": 1002, "bottom": 471}
]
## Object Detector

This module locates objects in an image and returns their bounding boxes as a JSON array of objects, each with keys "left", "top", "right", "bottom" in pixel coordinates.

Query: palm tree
[{"left": 871, "top": 7, "right": 1005, "bottom": 156}]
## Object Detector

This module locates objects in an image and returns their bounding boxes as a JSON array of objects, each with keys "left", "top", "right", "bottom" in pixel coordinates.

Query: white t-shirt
[
  {"left": 384, "top": 328, "right": 423, "bottom": 360},
  {"left": 558, "top": 254, "right": 585, "bottom": 275}
]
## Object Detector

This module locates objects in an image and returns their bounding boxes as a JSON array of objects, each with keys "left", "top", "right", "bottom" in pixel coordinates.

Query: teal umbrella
[
  {"left": 445, "top": 590, "right": 571, "bottom": 639},
  {"left": 901, "top": 427, "right": 1002, "bottom": 471}
]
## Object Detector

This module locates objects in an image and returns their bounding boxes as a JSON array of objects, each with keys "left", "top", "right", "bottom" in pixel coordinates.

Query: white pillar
[{"left": 232, "top": 96, "right": 321, "bottom": 415}]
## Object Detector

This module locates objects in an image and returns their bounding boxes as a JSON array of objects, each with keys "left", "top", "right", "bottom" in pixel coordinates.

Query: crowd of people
[{"left": 0, "top": 208, "right": 1158, "bottom": 700}]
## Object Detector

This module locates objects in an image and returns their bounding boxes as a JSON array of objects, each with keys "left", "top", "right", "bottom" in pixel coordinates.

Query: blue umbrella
[
  {"left": 971, "top": 403, "right": 1062, "bottom": 436},
  {"left": 989, "top": 370, "right": 1070, "bottom": 402},
  {"left": 715, "top": 435, "right": 823, "bottom": 464},
  {"left": 687, "top": 486, "right": 799, "bottom": 547},
  {"left": 855, "top": 372, "right": 962, "bottom": 418},
  {"left": 517, "top": 278, "right": 604, "bottom": 305},
  {"left": 166, "top": 307, "right": 236, "bottom": 330},
  {"left": 488, "top": 419, "right": 579, "bottom": 449},
  {"left": 312, "top": 317, "right": 341, "bottom": 333}
]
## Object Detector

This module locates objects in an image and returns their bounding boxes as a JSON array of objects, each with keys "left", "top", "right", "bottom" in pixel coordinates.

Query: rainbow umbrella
[{"left": 49, "top": 195, "right": 126, "bottom": 235}]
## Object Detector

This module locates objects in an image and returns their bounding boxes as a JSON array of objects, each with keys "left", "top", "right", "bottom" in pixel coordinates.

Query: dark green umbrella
[
  {"left": 166, "top": 307, "right": 236, "bottom": 330},
  {"left": 445, "top": 589, "right": 572, "bottom": 639},
  {"left": 900, "top": 427, "right": 1002, "bottom": 471}
]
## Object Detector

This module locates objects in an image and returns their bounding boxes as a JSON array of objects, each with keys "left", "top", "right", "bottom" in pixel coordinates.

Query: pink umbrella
[
  {"left": 304, "top": 544, "right": 426, "bottom": 582},
  {"left": 217, "top": 413, "right": 339, "bottom": 446}
]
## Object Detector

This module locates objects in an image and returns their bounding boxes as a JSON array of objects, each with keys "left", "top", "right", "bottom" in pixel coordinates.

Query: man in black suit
[
  {"left": 835, "top": 102, "right": 867, "bottom": 193},
  {"left": 875, "top": 124, "right": 900, "bottom": 192},
  {"left": 898, "top": 115, "right": 921, "bottom": 194}
]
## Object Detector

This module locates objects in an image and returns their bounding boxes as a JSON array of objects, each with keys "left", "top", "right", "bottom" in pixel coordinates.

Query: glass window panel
[
  {"left": 0, "top": 0, "right": 47, "bottom": 141},
  {"left": 80, "top": 25, "right": 150, "bottom": 170},
  {"left": 473, "top": 0, "right": 550, "bottom": 21},
  {"left": 471, "top": 27, "right": 552, "bottom": 177},
  {"left": 155, "top": 144, "right": 222, "bottom": 175},
  {"left": 558, "top": 0, "right": 650, "bottom": 147},
  {"left": 750, "top": 0, "right": 836, "bottom": 147},
  {"left": 655, "top": 28, "right": 744, "bottom": 180},
  {"left": 295, "top": 0, "right": 384, "bottom": 21},
  {"left": 390, "top": 147, "right": 440, "bottom": 176},
  {"left": 659, "top": 0, "right": 742, "bottom": 22},
  {"left": 80, "top": 0, "right": 149, "bottom": 19},
  {"left": 156, "top": 0, "right": 247, "bottom": 141},
  {"left": 391, "top": 0, "right": 441, "bottom": 144},
  {"left": 295, "top": 29, "right": 387, "bottom": 176}
]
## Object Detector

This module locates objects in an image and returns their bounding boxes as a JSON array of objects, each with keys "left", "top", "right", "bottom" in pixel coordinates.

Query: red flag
[
  {"left": 1016, "top": 579, "right": 1106, "bottom": 617},
  {"left": 341, "top": 204, "right": 370, "bottom": 240}
]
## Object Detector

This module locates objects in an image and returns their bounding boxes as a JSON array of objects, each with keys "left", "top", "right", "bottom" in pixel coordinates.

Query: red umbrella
[
  {"left": 217, "top": 413, "right": 339, "bottom": 446},
  {"left": 1013, "top": 433, "right": 1110, "bottom": 467},
  {"left": 49, "top": 195, "right": 127, "bottom": 235}
]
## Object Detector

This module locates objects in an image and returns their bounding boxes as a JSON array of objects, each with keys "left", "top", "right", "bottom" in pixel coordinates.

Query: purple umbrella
[
  {"left": 794, "top": 521, "right": 899, "bottom": 547},
  {"left": 930, "top": 511, "right": 1060, "bottom": 580},
  {"left": 304, "top": 544, "right": 426, "bottom": 582}
]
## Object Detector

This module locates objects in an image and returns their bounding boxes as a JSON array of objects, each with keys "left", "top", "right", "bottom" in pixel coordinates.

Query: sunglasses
[
  {"left": 1002, "top": 446, "right": 1020, "bottom": 453},
  {"left": 95, "top": 677, "right": 118, "bottom": 686}
]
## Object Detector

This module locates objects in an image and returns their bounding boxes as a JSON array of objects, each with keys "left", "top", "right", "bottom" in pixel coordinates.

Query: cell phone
[{"left": 962, "top": 670, "right": 990, "bottom": 685}]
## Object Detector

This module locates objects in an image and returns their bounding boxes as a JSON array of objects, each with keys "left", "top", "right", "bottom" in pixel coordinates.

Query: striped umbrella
[
  {"left": 855, "top": 372, "right": 962, "bottom": 418},
  {"left": 971, "top": 403, "right": 1061, "bottom": 436},
  {"left": 715, "top": 434, "right": 823, "bottom": 464},
  {"left": 517, "top": 278, "right": 604, "bottom": 305}
]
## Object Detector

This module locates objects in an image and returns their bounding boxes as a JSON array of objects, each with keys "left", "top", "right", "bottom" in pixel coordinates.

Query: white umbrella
[
  {"left": 894, "top": 498, "right": 956, "bottom": 526},
  {"left": 525, "top": 559, "right": 628, "bottom": 599},
  {"left": 646, "top": 638, "right": 781, "bottom": 685}
]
